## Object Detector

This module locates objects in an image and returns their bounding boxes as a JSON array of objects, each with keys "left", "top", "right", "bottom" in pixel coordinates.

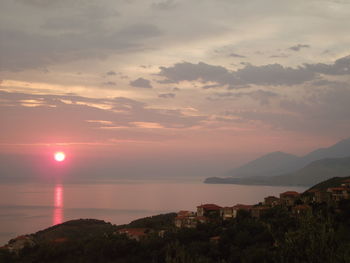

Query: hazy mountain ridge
[
  {"left": 205, "top": 137, "right": 350, "bottom": 186},
  {"left": 205, "top": 156, "right": 350, "bottom": 186},
  {"left": 227, "top": 137, "right": 350, "bottom": 178},
  {"left": 225, "top": 151, "right": 299, "bottom": 178}
]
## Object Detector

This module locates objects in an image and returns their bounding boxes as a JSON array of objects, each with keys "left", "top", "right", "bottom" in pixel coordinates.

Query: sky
[{"left": 0, "top": 0, "right": 350, "bottom": 181}]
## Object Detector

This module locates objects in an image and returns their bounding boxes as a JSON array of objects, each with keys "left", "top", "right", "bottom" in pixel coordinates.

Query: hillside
[
  {"left": 225, "top": 151, "right": 299, "bottom": 178},
  {"left": 306, "top": 176, "right": 350, "bottom": 192},
  {"left": 225, "top": 137, "right": 350, "bottom": 179},
  {"left": 205, "top": 156, "right": 350, "bottom": 186}
]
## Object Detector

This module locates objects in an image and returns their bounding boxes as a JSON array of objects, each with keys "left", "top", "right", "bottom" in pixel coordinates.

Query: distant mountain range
[{"left": 205, "top": 137, "right": 350, "bottom": 186}]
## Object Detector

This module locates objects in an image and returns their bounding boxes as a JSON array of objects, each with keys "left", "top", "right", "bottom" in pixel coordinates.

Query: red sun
[{"left": 54, "top": 152, "right": 66, "bottom": 162}]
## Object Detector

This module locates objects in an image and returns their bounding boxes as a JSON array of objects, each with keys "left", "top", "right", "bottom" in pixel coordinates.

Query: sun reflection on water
[{"left": 53, "top": 184, "right": 64, "bottom": 225}]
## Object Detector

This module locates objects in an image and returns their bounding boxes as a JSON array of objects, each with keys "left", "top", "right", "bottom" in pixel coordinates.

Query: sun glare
[{"left": 54, "top": 152, "right": 66, "bottom": 162}]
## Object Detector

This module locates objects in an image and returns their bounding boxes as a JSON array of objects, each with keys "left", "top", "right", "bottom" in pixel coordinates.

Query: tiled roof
[
  {"left": 280, "top": 191, "right": 299, "bottom": 196},
  {"left": 328, "top": 187, "right": 346, "bottom": 191},
  {"left": 232, "top": 204, "right": 253, "bottom": 210},
  {"left": 197, "top": 204, "right": 222, "bottom": 210}
]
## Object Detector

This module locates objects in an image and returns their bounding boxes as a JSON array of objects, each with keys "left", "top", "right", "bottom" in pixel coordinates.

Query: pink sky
[{"left": 0, "top": 0, "right": 349, "bottom": 180}]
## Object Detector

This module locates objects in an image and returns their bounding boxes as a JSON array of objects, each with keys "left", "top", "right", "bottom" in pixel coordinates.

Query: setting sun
[{"left": 54, "top": 152, "right": 66, "bottom": 162}]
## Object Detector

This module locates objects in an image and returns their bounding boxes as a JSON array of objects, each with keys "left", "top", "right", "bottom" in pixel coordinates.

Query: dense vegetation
[{"left": 1, "top": 201, "right": 350, "bottom": 263}]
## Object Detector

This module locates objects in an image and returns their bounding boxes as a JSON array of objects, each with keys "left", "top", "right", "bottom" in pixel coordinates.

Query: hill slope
[
  {"left": 205, "top": 156, "right": 350, "bottom": 186},
  {"left": 225, "top": 137, "right": 350, "bottom": 178}
]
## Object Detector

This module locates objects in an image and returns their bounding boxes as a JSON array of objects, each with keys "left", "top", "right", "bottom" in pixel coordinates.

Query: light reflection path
[{"left": 53, "top": 184, "right": 64, "bottom": 225}]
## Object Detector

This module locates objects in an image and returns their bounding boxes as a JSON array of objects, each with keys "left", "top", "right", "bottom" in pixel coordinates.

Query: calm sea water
[{"left": 0, "top": 180, "right": 306, "bottom": 245}]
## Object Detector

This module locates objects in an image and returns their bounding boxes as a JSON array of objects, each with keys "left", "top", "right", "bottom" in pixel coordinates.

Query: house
[
  {"left": 232, "top": 204, "right": 253, "bottom": 218},
  {"left": 117, "top": 228, "right": 148, "bottom": 241},
  {"left": 280, "top": 191, "right": 300, "bottom": 206},
  {"left": 197, "top": 204, "right": 222, "bottom": 218},
  {"left": 327, "top": 187, "right": 350, "bottom": 201},
  {"left": 292, "top": 204, "right": 312, "bottom": 216},
  {"left": 174, "top": 211, "right": 207, "bottom": 228},
  {"left": 221, "top": 206, "right": 235, "bottom": 220},
  {"left": 6, "top": 235, "right": 35, "bottom": 253},
  {"left": 264, "top": 196, "right": 280, "bottom": 207},
  {"left": 251, "top": 206, "right": 270, "bottom": 218},
  {"left": 313, "top": 190, "right": 331, "bottom": 203},
  {"left": 175, "top": 215, "right": 198, "bottom": 228},
  {"left": 341, "top": 179, "right": 350, "bottom": 188}
]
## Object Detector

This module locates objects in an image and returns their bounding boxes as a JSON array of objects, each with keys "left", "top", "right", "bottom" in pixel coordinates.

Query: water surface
[{"left": 0, "top": 180, "right": 305, "bottom": 245}]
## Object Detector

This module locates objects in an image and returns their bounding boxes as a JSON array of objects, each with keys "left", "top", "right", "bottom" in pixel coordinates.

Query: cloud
[
  {"left": 288, "top": 44, "right": 310, "bottom": 51},
  {"left": 106, "top": 71, "right": 117, "bottom": 76},
  {"left": 269, "top": 53, "right": 289, "bottom": 58},
  {"left": 229, "top": 53, "right": 246, "bottom": 58},
  {"left": 0, "top": 90, "right": 206, "bottom": 144},
  {"left": 152, "top": 0, "right": 177, "bottom": 10},
  {"left": 102, "top": 81, "right": 116, "bottom": 86},
  {"left": 158, "top": 55, "right": 350, "bottom": 87},
  {"left": 158, "top": 62, "right": 241, "bottom": 86},
  {"left": 158, "top": 93, "right": 176, "bottom": 98},
  {"left": 209, "top": 90, "right": 278, "bottom": 105},
  {"left": 130, "top": 77, "right": 153, "bottom": 89}
]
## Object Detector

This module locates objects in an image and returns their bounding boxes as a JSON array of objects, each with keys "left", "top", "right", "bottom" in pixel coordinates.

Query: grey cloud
[
  {"left": 210, "top": 90, "right": 278, "bottom": 105},
  {"left": 152, "top": 0, "right": 177, "bottom": 10},
  {"left": 102, "top": 81, "right": 117, "bottom": 86},
  {"left": 304, "top": 55, "right": 350, "bottom": 75},
  {"left": 202, "top": 84, "right": 222, "bottom": 89},
  {"left": 229, "top": 53, "right": 246, "bottom": 58},
  {"left": 158, "top": 62, "right": 241, "bottom": 86},
  {"left": 235, "top": 63, "right": 314, "bottom": 85},
  {"left": 158, "top": 93, "right": 176, "bottom": 98},
  {"left": 130, "top": 77, "right": 153, "bottom": 88},
  {"left": 119, "top": 23, "right": 163, "bottom": 39},
  {"left": 106, "top": 71, "right": 117, "bottom": 75},
  {"left": 269, "top": 53, "right": 289, "bottom": 58},
  {"left": 288, "top": 44, "right": 310, "bottom": 51},
  {"left": 158, "top": 55, "right": 350, "bottom": 87}
]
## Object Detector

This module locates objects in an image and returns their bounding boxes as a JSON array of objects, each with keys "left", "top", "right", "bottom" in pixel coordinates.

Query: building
[
  {"left": 174, "top": 211, "right": 207, "bottom": 228},
  {"left": 197, "top": 204, "right": 222, "bottom": 218},
  {"left": 264, "top": 196, "right": 280, "bottom": 207},
  {"left": 5, "top": 235, "right": 35, "bottom": 254},
  {"left": 251, "top": 206, "right": 270, "bottom": 218},
  {"left": 280, "top": 191, "right": 300, "bottom": 206},
  {"left": 117, "top": 228, "right": 148, "bottom": 241},
  {"left": 327, "top": 187, "right": 350, "bottom": 201},
  {"left": 313, "top": 190, "right": 331, "bottom": 203},
  {"left": 292, "top": 204, "right": 312, "bottom": 216},
  {"left": 221, "top": 206, "right": 235, "bottom": 220},
  {"left": 232, "top": 204, "right": 253, "bottom": 218},
  {"left": 341, "top": 179, "right": 350, "bottom": 188}
]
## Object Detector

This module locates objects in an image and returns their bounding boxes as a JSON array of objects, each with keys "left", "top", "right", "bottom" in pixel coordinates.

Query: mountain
[
  {"left": 306, "top": 176, "right": 350, "bottom": 192},
  {"left": 225, "top": 151, "right": 299, "bottom": 178},
  {"left": 225, "top": 137, "right": 350, "bottom": 178},
  {"left": 205, "top": 156, "right": 350, "bottom": 186}
]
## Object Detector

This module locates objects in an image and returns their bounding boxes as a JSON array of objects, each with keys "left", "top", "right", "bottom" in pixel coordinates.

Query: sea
[{"left": 0, "top": 179, "right": 306, "bottom": 245}]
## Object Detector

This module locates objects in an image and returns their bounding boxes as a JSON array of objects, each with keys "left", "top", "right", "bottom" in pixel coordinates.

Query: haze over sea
[{"left": 0, "top": 179, "right": 305, "bottom": 245}]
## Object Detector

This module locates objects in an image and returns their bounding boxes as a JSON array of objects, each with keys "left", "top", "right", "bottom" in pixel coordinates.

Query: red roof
[
  {"left": 197, "top": 204, "right": 222, "bottom": 210},
  {"left": 328, "top": 187, "right": 346, "bottom": 191},
  {"left": 265, "top": 196, "right": 278, "bottom": 199},
  {"left": 280, "top": 191, "right": 299, "bottom": 197},
  {"left": 177, "top": 210, "right": 192, "bottom": 216},
  {"left": 232, "top": 204, "right": 253, "bottom": 210}
]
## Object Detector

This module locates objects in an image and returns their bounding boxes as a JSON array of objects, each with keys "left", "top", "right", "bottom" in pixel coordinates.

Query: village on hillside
[{"left": 174, "top": 178, "right": 350, "bottom": 229}]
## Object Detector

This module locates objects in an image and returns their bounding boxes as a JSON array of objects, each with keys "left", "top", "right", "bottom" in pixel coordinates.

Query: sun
[{"left": 54, "top": 152, "right": 66, "bottom": 162}]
